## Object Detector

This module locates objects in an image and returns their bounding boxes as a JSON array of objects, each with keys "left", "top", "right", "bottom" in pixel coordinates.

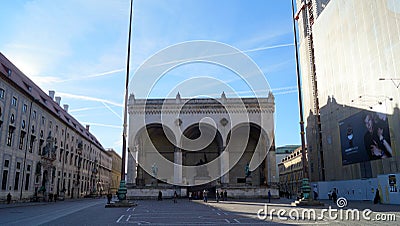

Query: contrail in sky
[{"left": 57, "top": 92, "right": 123, "bottom": 107}]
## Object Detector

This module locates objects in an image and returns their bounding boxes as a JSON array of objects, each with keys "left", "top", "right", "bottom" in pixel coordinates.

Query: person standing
[
  {"left": 203, "top": 190, "right": 208, "bottom": 202},
  {"left": 313, "top": 186, "right": 318, "bottom": 200},
  {"left": 374, "top": 189, "right": 380, "bottom": 204},
  {"left": 268, "top": 190, "right": 271, "bottom": 203},
  {"left": 173, "top": 191, "right": 178, "bottom": 203},
  {"left": 158, "top": 191, "right": 163, "bottom": 201},
  {"left": 332, "top": 189, "right": 338, "bottom": 203},
  {"left": 107, "top": 193, "right": 112, "bottom": 204},
  {"left": 223, "top": 190, "right": 227, "bottom": 201},
  {"left": 6, "top": 193, "right": 11, "bottom": 204}
]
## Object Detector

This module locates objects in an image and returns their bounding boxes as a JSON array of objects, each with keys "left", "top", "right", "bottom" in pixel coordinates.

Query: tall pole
[
  {"left": 291, "top": 0, "right": 308, "bottom": 180},
  {"left": 117, "top": 0, "right": 134, "bottom": 201}
]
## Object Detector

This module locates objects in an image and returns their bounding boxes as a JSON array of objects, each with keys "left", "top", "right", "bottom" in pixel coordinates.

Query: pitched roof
[{"left": 0, "top": 52, "right": 104, "bottom": 150}]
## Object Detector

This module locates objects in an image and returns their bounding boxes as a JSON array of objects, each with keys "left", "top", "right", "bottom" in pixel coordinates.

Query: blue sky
[{"left": 0, "top": 0, "right": 301, "bottom": 156}]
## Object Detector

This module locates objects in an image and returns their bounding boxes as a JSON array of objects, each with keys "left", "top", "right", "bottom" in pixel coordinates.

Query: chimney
[
  {"left": 86, "top": 125, "right": 90, "bottom": 131},
  {"left": 55, "top": 96, "right": 61, "bottom": 105},
  {"left": 63, "top": 104, "right": 69, "bottom": 112},
  {"left": 49, "top": 90, "right": 55, "bottom": 100}
]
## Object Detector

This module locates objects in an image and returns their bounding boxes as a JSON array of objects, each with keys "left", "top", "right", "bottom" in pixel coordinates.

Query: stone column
[
  {"left": 174, "top": 147, "right": 182, "bottom": 185},
  {"left": 220, "top": 146, "right": 229, "bottom": 184},
  {"left": 127, "top": 145, "right": 138, "bottom": 185}
]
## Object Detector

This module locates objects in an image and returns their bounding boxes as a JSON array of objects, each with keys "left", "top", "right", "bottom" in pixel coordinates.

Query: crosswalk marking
[{"left": 116, "top": 215, "right": 124, "bottom": 223}]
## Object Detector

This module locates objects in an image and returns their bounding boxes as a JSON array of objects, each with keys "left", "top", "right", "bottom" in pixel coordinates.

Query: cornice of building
[{"left": 128, "top": 95, "right": 275, "bottom": 115}]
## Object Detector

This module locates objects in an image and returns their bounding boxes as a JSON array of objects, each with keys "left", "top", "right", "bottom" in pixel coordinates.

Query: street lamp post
[{"left": 117, "top": 0, "right": 134, "bottom": 202}]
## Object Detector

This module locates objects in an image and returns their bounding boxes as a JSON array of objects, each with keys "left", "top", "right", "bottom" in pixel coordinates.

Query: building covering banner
[{"left": 339, "top": 110, "right": 392, "bottom": 165}]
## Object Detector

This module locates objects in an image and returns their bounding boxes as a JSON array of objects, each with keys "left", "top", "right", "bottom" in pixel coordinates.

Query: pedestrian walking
[
  {"left": 188, "top": 192, "right": 192, "bottom": 201},
  {"left": 223, "top": 190, "right": 227, "bottom": 201},
  {"left": 220, "top": 191, "right": 224, "bottom": 202},
  {"left": 216, "top": 190, "right": 220, "bottom": 202}
]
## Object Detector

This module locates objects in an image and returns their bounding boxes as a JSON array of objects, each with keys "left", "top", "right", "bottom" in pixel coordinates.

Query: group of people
[
  {"left": 156, "top": 190, "right": 178, "bottom": 203},
  {"left": 187, "top": 190, "right": 228, "bottom": 202},
  {"left": 215, "top": 190, "right": 228, "bottom": 202},
  {"left": 328, "top": 188, "right": 338, "bottom": 203}
]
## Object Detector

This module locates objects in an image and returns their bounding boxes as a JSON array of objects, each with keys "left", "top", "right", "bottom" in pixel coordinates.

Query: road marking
[
  {"left": 233, "top": 219, "right": 240, "bottom": 223},
  {"left": 225, "top": 219, "right": 230, "bottom": 223},
  {"left": 217, "top": 213, "right": 221, "bottom": 215},
  {"left": 116, "top": 215, "right": 124, "bottom": 223},
  {"left": 131, "top": 221, "right": 150, "bottom": 225},
  {"left": 127, "top": 208, "right": 131, "bottom": 212},
  {"left": 126, "top": 215, "right": 132, "bottom": 222}
]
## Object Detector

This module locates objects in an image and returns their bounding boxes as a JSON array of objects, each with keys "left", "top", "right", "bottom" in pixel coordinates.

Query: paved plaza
[{"left": 0, "top": 197, "right": 399, "bottom": 225}]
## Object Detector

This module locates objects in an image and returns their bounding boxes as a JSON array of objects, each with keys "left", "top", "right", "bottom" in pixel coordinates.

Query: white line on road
[
  {"left": 126, "top": 215, "right": 131, "bottom": 222},
  {"left": 116, "top": 215, "right": 124, "bottom": 223},
  {"left": 217, "top": 213, "right": 221, "bottom": 215},
  {"left": 225, "top": 219, "right": 230, "bottom": 223},
  {"left": 127, "top": 208, "right": 131, "bottom": 212},
  {"left": 233, "top": 219, "right": 240, "bottom": 223}
]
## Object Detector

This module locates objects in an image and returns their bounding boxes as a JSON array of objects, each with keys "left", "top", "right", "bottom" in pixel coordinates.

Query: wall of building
[
  {"left": 0, "top": 53, "right": 111, "bottom": 202},
  {"left": 279, "top": 147, "right": 307, "bottom": 197},
  {"left": 297, "top": 0, "right": 400, "bottom": 185},
  {"left": 127, "top": 95, "right": 276, "bottom": 191},
  {"left": 312, "top": 0, "right": 400, "bottom": 181},
  {"left": 106, "top": 149, "right": 122, "bottom": 195}
]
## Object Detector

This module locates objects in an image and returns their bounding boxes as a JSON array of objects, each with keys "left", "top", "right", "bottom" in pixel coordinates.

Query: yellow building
[
  {"left": 106, "top": 149, "right": 121, "bottom": 195},
  {"left": 278, "top": 147, "right": 307, "bottom": 198}
]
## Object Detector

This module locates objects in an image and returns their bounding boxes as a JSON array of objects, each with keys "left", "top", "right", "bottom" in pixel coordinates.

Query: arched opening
[
  {"left": 182, "top": 123, "right": 223, "bottom": 196},
  {"left": 135, "top": 124, "right": 176, "bottom": 186},
  {"left": 226, "top": 123, "right": 267, "bottom": 187}
]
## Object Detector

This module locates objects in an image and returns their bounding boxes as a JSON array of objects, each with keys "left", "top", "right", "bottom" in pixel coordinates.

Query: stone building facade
[
  {"left": 126, "top": 92, "right": 276, "bottom": 197},
  {"left": 0, "top": 52, "right": 111, "bottom": 202},
  {"left": 106, "top": 148, "right": 122, "bottom": 195},
  {"left": 278, "top": 146, "right": 307, "bottom": 198}
]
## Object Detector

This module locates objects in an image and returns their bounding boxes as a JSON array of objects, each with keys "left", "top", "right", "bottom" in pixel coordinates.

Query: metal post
[
  {"left": 291, "top": 0, "right": 311, "bottom": 199},
  {"left": 291, "top": 0, "right": 307, "bottom": 179},
  {"left": 117, "top": 0, "right": 134, "bottom": 201}
]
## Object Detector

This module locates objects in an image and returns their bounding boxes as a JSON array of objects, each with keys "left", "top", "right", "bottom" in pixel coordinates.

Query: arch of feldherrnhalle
[{"left": 126, "top": 92, "right": 277, "bottom": 198}]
